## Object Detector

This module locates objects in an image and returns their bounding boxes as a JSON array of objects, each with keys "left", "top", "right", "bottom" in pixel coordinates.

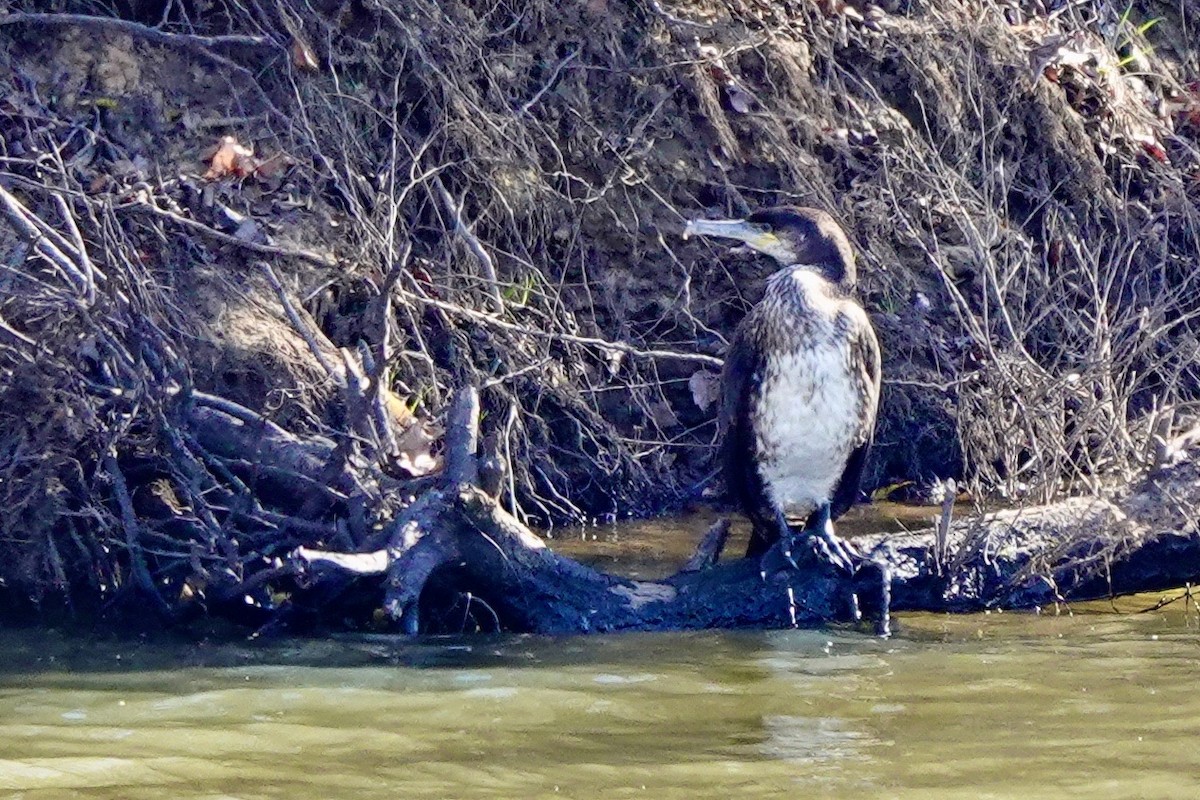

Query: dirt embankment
[{"left": 0, "top": 0, "right": 1198, "bottom": 625}]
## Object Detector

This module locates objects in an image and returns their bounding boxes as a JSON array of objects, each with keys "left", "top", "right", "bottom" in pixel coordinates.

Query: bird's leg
[
  {"left": 788, "top": 501, "right": 858, "bottom": 576},
  {"left": 758, "top": 503, "right": 863, "bottom": 623},
  {"left": 757, "top": 509, "right": 797, "bottom": 581},
  {"left": 757, "top": 504, "right": 890, "bottom": 630},
  {"left": 797, "top": 502, "right": 862, "bottom": 623}
]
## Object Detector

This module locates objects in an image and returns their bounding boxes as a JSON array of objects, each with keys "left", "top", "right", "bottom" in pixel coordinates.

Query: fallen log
[
  {"left": 274, "top": 388, "right": 1200, "bottom": 636},
  {"left": 296, "top": 484, "right": 879, "bottom": 634}
]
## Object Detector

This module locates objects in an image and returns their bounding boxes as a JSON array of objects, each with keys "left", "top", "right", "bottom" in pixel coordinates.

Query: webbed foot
[
  {"left": 758, "top": 505, "right": 858, "bottom": 575},
  {"left": 783, "top": 502, "right": 858, "bottom": 576},
  {"left": 758, "top": 503, "right": 864, "bottom": 624}
]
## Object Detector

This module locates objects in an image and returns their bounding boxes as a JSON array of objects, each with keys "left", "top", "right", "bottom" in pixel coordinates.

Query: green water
[{"left": 2, "top": 510, "right": 1198, "bottom": 799}]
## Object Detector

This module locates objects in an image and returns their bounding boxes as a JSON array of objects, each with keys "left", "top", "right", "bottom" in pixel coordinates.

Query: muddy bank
[{"left": 0, "top": 1, "right": 1198, "bottom": 627}]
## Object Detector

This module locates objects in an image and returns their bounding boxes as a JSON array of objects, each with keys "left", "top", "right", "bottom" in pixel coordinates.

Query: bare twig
[
  {"left": 0, "top": 184, "right": 92, "bottom": 299},
  {"left": 395, "top": 284, "right": 724, "bottom": 368},
  {"left": 0, "top": 312, "right": 35, "bottom": 349},
  {"left": 647, "top": 1, "right": 711, "bottom": 29},
  {"left": 518, "top": 48, "right": 579, "bottom": 116},
  {"left": 934, "top": 478, "right": 956, "bottom": 574},
  {"left": 0, "top": 11, "right": 274, "bottom": 51},
  {"left": 103, "top": 453, "right": 172, "bottom": 618},
  {"left": 258, "top": 261, "right": 342, "bottom": 384},
  {"left": 123, "top": 200, "right": 338, "bottom": 268},
  {"left": 444, "top": 386, "right": 481, "bottom": 488},
  {"left": 435, "top": 181, "right": 505, "bottom": 312}
]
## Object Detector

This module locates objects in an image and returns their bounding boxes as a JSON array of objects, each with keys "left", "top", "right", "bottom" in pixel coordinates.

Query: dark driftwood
[
  {"left": 300, "top": 485, "right": 860, "bottom": 634},
  {"left": 858, "top": 454, "right": 1200, "bottom": 613},
  {"left": 293, "top": 481, "right": 1199, "bottom": 635},
  {"left": 186, "top": 387, "right": 1200, "bottom": 635}
]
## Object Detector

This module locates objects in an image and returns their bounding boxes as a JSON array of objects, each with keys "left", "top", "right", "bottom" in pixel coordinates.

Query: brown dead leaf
[
  {"left": 381, "top": 386, "right": 414, "bottom": 428},
  {"left": 385, "top": 389, "right": 442, "bottom": 477},
  {"left": 1177, "top": 83, "right": 1200, "bottom": 129},
  {"left": 203, "top": 136, "right": 257, "bottom": 180},
  {"left": 379, "top": 386, "right": 441, "bottom": 474},
  {"left": 1139, "top": 138, "right": 1169, "bottom": 164}
]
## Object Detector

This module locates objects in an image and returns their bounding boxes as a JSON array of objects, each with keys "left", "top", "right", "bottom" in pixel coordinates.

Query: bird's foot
[
  {"left": 783, "top": 502, "right": 859, "bottom": 575},
  {"left": 757, "top": 503, "right": 869, "bottom": 625},
  {"left": 757, "top": 505, "right": 859, "bottom": 580},
  {"left": 780, "top": 525, "right": 859, "bottom": 577},
  {"left": 758, "top": 506, "right": 893, "bottom": 633}
]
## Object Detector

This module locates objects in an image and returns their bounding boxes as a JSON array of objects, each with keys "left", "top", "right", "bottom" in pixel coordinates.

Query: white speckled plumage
[{"left": 750, "top": 268, "right": 878, "bottom": 516}]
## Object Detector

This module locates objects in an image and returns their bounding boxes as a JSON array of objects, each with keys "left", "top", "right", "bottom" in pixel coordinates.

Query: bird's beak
[{"left": 682, "top": 218, "right": 778, "bottom": 256}]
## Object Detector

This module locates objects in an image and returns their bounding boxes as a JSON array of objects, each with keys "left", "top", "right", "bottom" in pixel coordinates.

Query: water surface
[{"left": 1, "top": 510, "right": 1197, "bottom": 799}]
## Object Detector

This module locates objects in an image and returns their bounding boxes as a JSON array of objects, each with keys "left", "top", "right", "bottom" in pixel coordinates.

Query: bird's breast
[{"left": 753, "top": 340, "right": 862, "bottom": 514}]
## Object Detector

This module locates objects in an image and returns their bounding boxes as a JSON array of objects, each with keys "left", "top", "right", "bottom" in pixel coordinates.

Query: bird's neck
[{"left": 768, "top": 264, "right": 849, "bottom": 299}]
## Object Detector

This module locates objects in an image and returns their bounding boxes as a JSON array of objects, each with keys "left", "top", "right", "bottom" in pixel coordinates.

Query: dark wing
[
  {"left": 717, "top": 322, "right": 762, "bottom": 501},
  {"left": 719, "top": 316, "right": 778, "bottom": 552},
  {"left": 829, "top": 311, "right": 882, "bottom": 519}
]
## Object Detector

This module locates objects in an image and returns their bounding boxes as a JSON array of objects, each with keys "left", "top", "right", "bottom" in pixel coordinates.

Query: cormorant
[{"left": 684, "top": 206, "right": 881, "bottom": 574}]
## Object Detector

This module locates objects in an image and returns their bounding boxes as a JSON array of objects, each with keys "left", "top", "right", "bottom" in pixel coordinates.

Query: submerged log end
[{"left": 679, "top": 518, "right": 731, "bottom": 573}]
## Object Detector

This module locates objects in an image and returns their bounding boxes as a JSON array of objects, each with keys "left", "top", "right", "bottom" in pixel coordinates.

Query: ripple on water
[
  {"left": 592, "top": 672, "right": 658, "bottom": 685},
  {"left": 2, "top": 592, "right": 1200, "bottom": 799}
]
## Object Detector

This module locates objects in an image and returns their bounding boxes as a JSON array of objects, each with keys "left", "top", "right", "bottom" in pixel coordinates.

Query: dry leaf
[
  {"left": 381, "top": 386, "right": 414, "bottom": 427},
  {"left": 1140, "top": 138, "right": 1169, "bottom": 164},
  {"left": 292, "top": 38, "right": 320, "bottom": 72},
  {"left": 605, "top": 347, "right": 625, "bottom": 376},
  {"left": 379, "top": 387, "right": 442, "bottom": 476},
  {"left": 689, "top": 369, "right": 722, "bottom": 412},
  {"left": 871, "top": 480, "right": 913, "bottom": 502},
  {"left": 203, "top": 136, "right": 256, "bottom": 180},
  {"left": 395, "top": 420, "right": 442, "bottom": 477},
  {"left": 726, "top": 84, "right": 753, "bottom": 114}
]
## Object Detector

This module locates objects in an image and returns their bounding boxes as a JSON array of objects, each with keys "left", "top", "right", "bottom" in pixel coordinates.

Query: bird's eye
[{"left": 758, "top": 223, "right": 774, "bottom": 235}]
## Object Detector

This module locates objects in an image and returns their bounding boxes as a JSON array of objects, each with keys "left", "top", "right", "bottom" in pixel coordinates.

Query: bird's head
[{"left": 683, "top": 206, "right": 856, "bottom": 288}]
